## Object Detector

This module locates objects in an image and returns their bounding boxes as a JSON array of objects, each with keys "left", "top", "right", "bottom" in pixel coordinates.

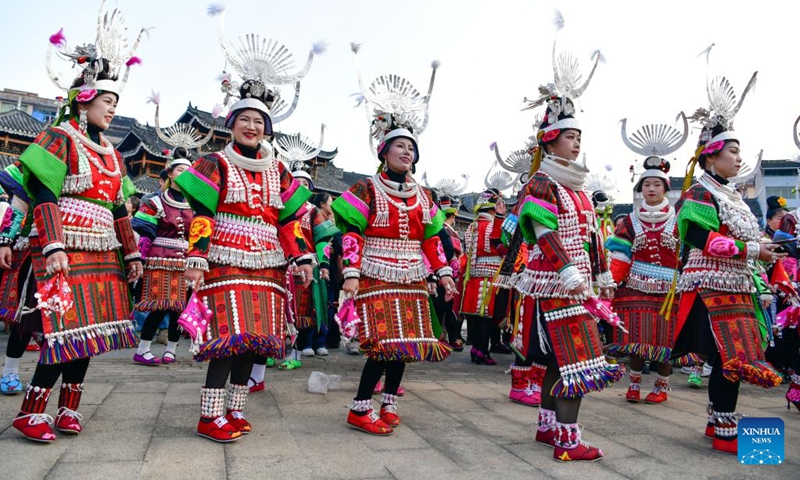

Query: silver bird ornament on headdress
[
  {"left": 522, "top": 10, "right": 601, "bottom": 111},
  {"left": 351, "top": 43, "right": 439, "bottom": 152},
  {"left": 274, "top": 124, "right": 327, "bottom": 165},
  {"left": 688, "top": 44, "right": 757, "bottom": 134},
  {"left": 46, "top": 0, "right": 147, "bottom": 95}
]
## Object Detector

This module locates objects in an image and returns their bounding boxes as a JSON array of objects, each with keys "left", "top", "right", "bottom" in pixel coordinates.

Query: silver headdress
[
  {"left": 351, "top": 43, "right": 439, "bottom": 159},
  {"left": 621, "top": 112, "right": 688, "bottom": 188},
  {"left": 689, "top": 44, "right": 757, "bottom": 149},
  {"left": 275, "top": 124, "right": 326, "bottom": 165},
  {"left": 793, "top": 115, "right": 800, "bottom": 161},
  {"left": 421, "top": 173, "right": 469, "bottom": 198},
  {"left": 484, "top": 166, "right": 517, "bottom": 193},
  {"left": 46, "top": 0, "right": 147, "bottom": 97},
  {"left": 522, "top": 10, "right": 601, "bottom": 133},
  {"left": 209, "top": 4, "right": 325, "bottom": 125},
  {"left": 147, "top": 92, "right": 218, "bottom": 159}
]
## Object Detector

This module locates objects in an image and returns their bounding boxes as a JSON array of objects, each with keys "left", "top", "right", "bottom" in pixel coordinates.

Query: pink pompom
[
  {"left": 49, "top": 28, "right": 66, "bottom": 47},
  {"left": 126, "top": 56, "right": 142, "bottom": 67}
]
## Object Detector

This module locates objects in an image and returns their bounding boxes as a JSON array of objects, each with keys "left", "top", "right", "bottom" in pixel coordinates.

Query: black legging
[
  {"left": 464, "top": 314, "right": 492, "bottom": 354},
  {"left": 708, "top": 351, "right": 740, "bottom": 413},
  {"left": 6, "top": 324, "right": 32, "bottom": 359},
  {"left": 139, "top": 310, "right": 180, "bottom": 343},
  {"left": 540, "top": 357, "right": 582, "bottom": 423},
  {"left": 354, "top": 359, "right": 405, "bottom": 401},
  {"left": 30, "top": 358, "right": 91, "bottom": 389},
  {"left": 205, "top": 352, "right": 257, "bottom": 388}
]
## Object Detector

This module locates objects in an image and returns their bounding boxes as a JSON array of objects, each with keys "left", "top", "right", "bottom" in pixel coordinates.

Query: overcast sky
[{"left": 1, "top": 0, "right": 798, "bottom": 202}]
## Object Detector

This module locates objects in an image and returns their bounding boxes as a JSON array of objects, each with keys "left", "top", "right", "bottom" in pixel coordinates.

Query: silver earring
[
  {"left": 79, "top": 110, "right": 88, "bottom": 133},
  {"left": 710, "top": 164, "right": 717, "bottom": 176}
]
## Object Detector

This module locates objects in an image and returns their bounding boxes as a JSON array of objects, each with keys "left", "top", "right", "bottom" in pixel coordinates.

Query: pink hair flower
[
  {"left": 75, "top": 88, "right": 98, "bottom": 103},
  {"left": 126, "top": 56, "right": 142, "bottom": 67},
  {"left": 702, "top": 140, "right": 725, "bottom": 156}
]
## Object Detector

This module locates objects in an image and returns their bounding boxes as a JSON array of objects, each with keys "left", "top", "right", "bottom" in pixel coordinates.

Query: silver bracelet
[
  {"left": 42, "top": 242, "right": 66, "bottom": 255},
  {"left": 342, "top": 268, "right": 360, "bottom": 280},
  {"left": 436, "top": 266, "right": 454, "bottom": 278},
  {"left": 558, "top": 265, "right": 583, "bottom": 291},
  {"left": 745, "top": 241, "right": 760, "bottom": 262},
  {"left": 123, "top": 252, "right": 142, "bottom": 262},
  {"left": 186, "top": 257, "right": 210, "bottom": 272},
  {"left": 595, "top": 271, "right": 617, "bottom": 289}
]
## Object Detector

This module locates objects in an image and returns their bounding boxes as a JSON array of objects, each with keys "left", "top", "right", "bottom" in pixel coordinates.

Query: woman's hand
[
  {"left": 320, "top": 268, "right": 330, "bottom": 281},
  {"left": 126, "top": 260, "right": 143, "bottom": 283},
  {"left": 0, "top": 246, "right": 12, "bottom": 269},
  {"left": 496, "top": 200, "right": 507, "bottom": 216},
  {"left": 46, "top": 251, "right": 70, "bottom": 277},
  {"left": 759, "top": 243, "right": 787, "bottom": 264},
  {"left": 567, "top": 281, "right": 589, "bottom": 300},
  {"left": 185, "top": 268, "right": 205, "bottom": 290},
  {"left": 296, "top": 263, "right": 314, "bottom": 289},
  {"left": 440, "top": 275, "right": 457, "bottom": 302},
  {"left": 600, "top": 286, "right": 616, "bottom": 300},
  {"left": 343, "top": 277, "right": 359, "bottom": 299}
]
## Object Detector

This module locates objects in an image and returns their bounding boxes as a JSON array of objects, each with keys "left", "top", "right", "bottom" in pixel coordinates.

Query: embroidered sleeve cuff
[
  {"left": 186, "top": 257, "right": 209, "bottom": 272},
  {"left": 294, "top": 253, "right": 317, "bottom": 266},
  {"left": 341, "top": 232, "right": 364, "bottom": 271},
  {"left": 558, "top": 265, "right": 583, "bottom": 291},
  {"left": 33, "top": 203, "right": 64, "bottom": 250},
  {"left": 114, "top": 217, "right": 139, "bottom": 259},
  {"left": 342, "top": 267, "right": 361, "bottom": 279}
]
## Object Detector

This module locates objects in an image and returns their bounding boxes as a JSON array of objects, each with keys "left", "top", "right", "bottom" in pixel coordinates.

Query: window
[
  {"left": 0, "top": 103, "right": 15, "bottom": 113},
  {"left": 32, "top": 108, "right": 56, "bottom": 124},
  {"left": 765, "top": 186, "right": 796, "bottom": 199}
]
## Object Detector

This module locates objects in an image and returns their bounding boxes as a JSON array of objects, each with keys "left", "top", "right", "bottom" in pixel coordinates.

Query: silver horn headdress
[
  {"left": 46, "top": 0, "right": 147, "bottom": 120},
  {"left": 147, "top": 92, "right": 219, "bottom": 158},
  {"left": 621, "top": 112, "right": 688, "bottom": 188},
  {"left": 421, "top": 172, "right": 469, "bottom": 198},
  {"left": 275, "top": 124, "right": 327, "bottom": 165},
  {"left": 351, "top": 43, "right": 439, "bottom": 160},
  {"left": 209, "top": 3, "right": 325, "bottom": 124}
]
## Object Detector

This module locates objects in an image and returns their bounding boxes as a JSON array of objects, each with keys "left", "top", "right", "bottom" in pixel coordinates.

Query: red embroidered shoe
[
  {"left": 380, "top": 404, "right": 400, "bottom": 427},
  {"left": 13, "top": 413, "right": 56, "bottom": 443},
  {"left": 704, "top": 423, "right": 715, "bottom": 439},
  {"left": 225, "top": 411, "right": 251, "bottom": 435},
  {"left": 712, "top": 436, "right": 737, "bottom": 455},
  {"left": 644, "top": 390, "right": 668, "bottom": 404},
  {"left": 347, "top": 409, "right": 393, "bottom": 436},
  {"left": 373, "top": 381, "right": 383, "bottom": 395},
  {"left": 249, "top": 381, "right": 265, "bottom": 394},
  {"left": 553, "top": 441, "right": 604, "bottom": 462},
  {"left": 625, "top": 386, "right": 640, "bottom": 403},
  {"left": 55, "top": 407, "right": 83, "bottom": 434},
  {"left": 535, "top": 429, "right": 556, "bottom": 448},
  {"left": 197, "top": 416, "right": 242, "bottom": 443}
]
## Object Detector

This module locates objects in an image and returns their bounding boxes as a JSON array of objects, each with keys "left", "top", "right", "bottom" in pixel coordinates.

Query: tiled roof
[
  {"left": 117, "top": 121, "right": 172, "bottom": 161},
  {"left": 0, "top": 154, "right": 18, "bottom": 169},
  {"left": 106, "top": 115, "right": 138, "bottom": 146},
  {"left": 131, "top": 174, "right": 161, "bottom": 195},
  {"left": 761, "top": 159, "right": 798, "bottom": 169},
  {"left": 0, "top": 110, "right": 46, "bottom": 138}
]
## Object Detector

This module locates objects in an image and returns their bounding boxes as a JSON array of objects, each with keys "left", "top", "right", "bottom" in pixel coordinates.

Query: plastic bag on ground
[{"left": 307, "top": 371, "right": 342, "bottom": 394}]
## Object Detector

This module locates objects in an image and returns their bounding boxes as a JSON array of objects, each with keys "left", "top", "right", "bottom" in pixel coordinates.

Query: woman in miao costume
[
  {"left": 605, "top": 113, "right": 689, "bottom": 404},
  {"left": 333, "top": 44, "right": 455, "bottom": 435},
  {"left": 130, "top": 100, "right": 217, "bottom": 365},
  {"left": 177, "top": 5, "right": 323, "bottom": 443},
  {"left": 672, "top": 47, "right": 783, "bottom": 455},
  {"left": 0, "top": 163, "right": 35, "bottom": 395},
  {"left": 511, "top": 14, "right": 622, "bottom": 462},
  {"left": 12, "top": 2, "right": 146, "bottom": 442}
]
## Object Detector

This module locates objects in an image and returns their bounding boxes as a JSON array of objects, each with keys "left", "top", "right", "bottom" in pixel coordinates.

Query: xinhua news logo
[{"left": 738, "top": 417, "right": 784, "bottom": 465}]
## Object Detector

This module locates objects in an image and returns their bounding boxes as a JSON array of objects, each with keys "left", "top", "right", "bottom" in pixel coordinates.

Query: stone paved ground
[{"left": 0, "top": 334, "right": 798, "bottom": 480}]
